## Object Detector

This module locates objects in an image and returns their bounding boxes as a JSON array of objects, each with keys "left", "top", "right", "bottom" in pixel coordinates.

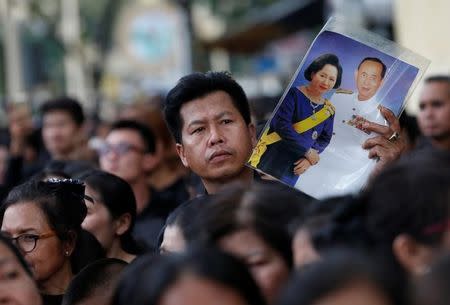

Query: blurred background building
[{"left": 0, "top": 0, "right": 449, "bottom": 125}]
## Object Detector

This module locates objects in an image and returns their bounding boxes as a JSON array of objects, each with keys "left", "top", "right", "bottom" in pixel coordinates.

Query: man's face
[
  {"left": 42, "top": 110, "right": 80, "bottom": 158},
  {"left": 99, "top": 129, "right": 149, "bottom": 184},
  {"left": 176, "top": 91, "right": 256, "bottom": 183},
  {"left": 417, "top": 81, "right": 450, "bottom": 140},
  {"left": 355, "top": 60, "right": 384, "bottom": 101}
]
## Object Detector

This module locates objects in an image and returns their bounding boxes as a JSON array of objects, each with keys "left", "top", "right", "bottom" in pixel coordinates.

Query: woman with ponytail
[{"left": 79, "top": 170, "right": 141, "bottom": 262}]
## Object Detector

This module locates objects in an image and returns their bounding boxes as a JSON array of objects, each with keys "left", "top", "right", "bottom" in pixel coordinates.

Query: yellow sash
[{"left": 248, "top": 100, "right": 335, "bottom": 167}]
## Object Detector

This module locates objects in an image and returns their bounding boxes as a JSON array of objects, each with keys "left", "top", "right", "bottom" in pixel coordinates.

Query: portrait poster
[{"left": 248, "top": 17, "right": 430, "bottom": 199}]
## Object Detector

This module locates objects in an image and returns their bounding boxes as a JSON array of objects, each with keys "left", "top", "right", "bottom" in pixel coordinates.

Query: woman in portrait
[{"left": 253, "top": 53, "right": 342, "bottom": 186}]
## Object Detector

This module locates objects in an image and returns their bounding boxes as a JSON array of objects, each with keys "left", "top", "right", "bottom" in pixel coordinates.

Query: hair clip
[
  {"left": 40, "top": 178, "right": 86, "bottom": 200},
  {"left": 46, "top": 178, "right": 83, "bottom": 185}
]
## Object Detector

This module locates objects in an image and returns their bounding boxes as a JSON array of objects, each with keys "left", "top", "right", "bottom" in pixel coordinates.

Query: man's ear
[
  {"left": 175, "top": 143, "right": 189, "bottom": 168},
  {"left": 114, "top": 213, "right": 132, "bottom": 236},
  {"left": 354, "top": 70, "right": 358, "bottom": 83},
  {"left": 392, "top": 234, "right": 434, "bottom": 275}
]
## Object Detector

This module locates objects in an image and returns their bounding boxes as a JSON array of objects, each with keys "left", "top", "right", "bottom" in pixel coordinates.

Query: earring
[{"left": 65, "top": 251, "right": 70, "bottom": 256}]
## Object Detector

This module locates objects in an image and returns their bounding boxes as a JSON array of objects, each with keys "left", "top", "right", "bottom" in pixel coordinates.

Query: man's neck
[
  {"left": 147, "top": 160, "right": 188, "bottom": 191},
  {"left": 357, "top": 94, "right": 372, "bottom": 102},
  {"left": 202, "top": 166, "right": 254, "bottom": 194},
  {"left": 130, "top": 179, "right": 151, "bottom": 214},
  {"left": 431, "top": 136, "right": 450, "bottom": 151},
  {"left": 107, "top": 239, "right": 136, "bottom": 263},
  {"left": 51, "top": 151, "right": 73, "bottom": 161}
]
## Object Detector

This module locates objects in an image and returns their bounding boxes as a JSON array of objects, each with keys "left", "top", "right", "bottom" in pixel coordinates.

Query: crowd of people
[{"left": 0, "top": 71, "right": 449, "bottom": 305}]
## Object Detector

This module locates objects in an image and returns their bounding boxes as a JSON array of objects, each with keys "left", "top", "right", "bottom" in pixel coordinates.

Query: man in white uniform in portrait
[{"left": 296, "top": 57, "right": 390, "bottom": 198}]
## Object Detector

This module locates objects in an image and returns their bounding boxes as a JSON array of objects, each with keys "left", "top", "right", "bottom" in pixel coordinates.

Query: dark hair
[
  {"left": 190, "top": 182, "right": 310, "bottom": 268},
  {"left": 304, "top": 54, "right": 343, "bottom": 89},
  {"left": 278, "top": 251, "right": 397, "bottom": 305},
  {"left": 78, "top": 170, "right": 141, "bottom": 255},
  {"left": 0, "top": 179, "right": 87, "bottom": 270},
  {"left": 358, "top": 57, "right": 387, "bottom": 79},
  {"left": 399, "top": 112, "right": 421, "bottom": 147},
  {"left": 62, "top": 258, "right": 127, "bottom": 305},
  {"left": 109, "top": 120, "right": 156, "bottom": 153},
  {"left": 0, "top": 233, "right": 33, "bottom": 277},
  {"left": 112, "top": 247, "right": 267, "bottom": 305},
  {"left": 363, "top": 159, "right": 450, "bottom": 250},
  {"left": 158, "top": 196, "right": 212, "bottom": 250},
  {"left": 164, "top": 71, "right": 251, "bottom": 143},
  {"left": 413, "top": 253, "right": 450, "bottom": 305},
  {"left": 309, "top": 195, "right": 373, "bottom": 255},
  {"left": 40, "top": 96, "right": 85, "bottom": 126},
  {"left": 71, "top": 230, "right": 106, "bottom": 274},
  {"left": 424, "top": 75, "right": 450, "bottom": 84},
  {"left": 360, "top": 154, "right": 450, "bottom": 303},
  {"left": 424, "top": 75, "right": 450, "bottom": 97}
]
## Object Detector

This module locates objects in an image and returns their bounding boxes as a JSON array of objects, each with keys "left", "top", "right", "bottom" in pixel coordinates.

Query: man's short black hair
[
  {"left": 164, "top": 71, "right": 251, "bottom": 143},
  {"left": 62, "top": 258, "right": 127, "bottom": 305},
  {"left": 40, "top": 96, "right": 85, "bottom": 126},
  {"left": 425, "top": 75, "right": 450, "bottom": 83},
  {"left": 425, "top": 75, "right": 450, "bottom": 97},
  {"left": 110, "top": 120, "right": 156, "bottom": 153},
  {"left": 358, "top": 57, "right": 387, "bottom": 79}
]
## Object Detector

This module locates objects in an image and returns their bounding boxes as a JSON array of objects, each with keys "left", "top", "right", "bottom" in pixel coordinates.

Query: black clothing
[
  {"left": 42, "top": 294, "right": 63, "bottom": 305},
  {"left": 155, "top": 177, "right": 190, "bottom": 208},
  {"left": 132, "top": 189, "right": 181, "bottom": 252}
]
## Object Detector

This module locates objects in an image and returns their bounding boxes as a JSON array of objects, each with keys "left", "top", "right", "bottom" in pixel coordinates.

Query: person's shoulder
[
  {"left": 286, "top": 86, "right": 301, "bottom": 98},
  {"left": 330, "top": 89, "right": 356, "bottom": 107}
]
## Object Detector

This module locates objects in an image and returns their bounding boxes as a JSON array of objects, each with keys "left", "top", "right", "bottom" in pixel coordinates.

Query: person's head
[
  {"left": 294, "top": 195, "right": 374, "bottom": 268},
  {"left": 112, "top": 247, "right": 267, "bottom": 305},
  {"left": 0, "top": 132, "right": 9, "bottom": 185},
  {"left": 304, "top": 53, "right": 343, "bottom": 95},
  {"left": 164, "top": 72, "right": 256, "bottom": 189},
  {"left": 190, "top": 182, "right": 305, "bottom": 303},
  {"left": 355, "top": 57, "right": 386, "bottom": 101},
  {"left": 7, "top": 102, "right": 33, "bottom": 139},
  {"left": 119, "top": 98, "right": 176, "bottom": 156},
  {"left": 62, "top": 258, "right": 127, "bottom": 305},
  {"left": 0, "top": 234, "right": 43, "bottom": 305},
  {"left": 292, "top": 215, "right": 330, "bottom": 268},
  {"left": 363, "top": 153, "right": 450, "bottom": 277},
  {"left": 413, "top": 253, "right": 450, "bottom": 305},
  {"left": 79, "top": 170, "right": 140, "bottom": 257},
  {"left": 99, "top": 120, "right": 158, "bottom": 185},
  {"left": 0, "top": 178, "right": 87, "bottom": 292},
  {"left": 159, "top": 196, "right": 212, "bottom": 254},
  {"left": 40, "top": 97, "right": 85, "bottom": 158},
  {"left": 417, "top": 75, "right": 450, "bottom": 145},
  {"left": 277, "top": 252, "right": 396, "bottom": 305},
  {"left": 399, "top": 112, "right": 421, "bottom": 152}
]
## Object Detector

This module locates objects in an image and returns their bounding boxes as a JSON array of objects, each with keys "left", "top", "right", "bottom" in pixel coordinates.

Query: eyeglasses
[
  {"left": 9, "top": 231, "right": 57, "bottom": 253},
  {"left": 97, "top": 142, "right": 146, "bottom": 156}
]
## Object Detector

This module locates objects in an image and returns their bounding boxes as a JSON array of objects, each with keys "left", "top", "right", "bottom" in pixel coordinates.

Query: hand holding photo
[{"left": 248, "top": 17, "right": 429, "bottom": 199}]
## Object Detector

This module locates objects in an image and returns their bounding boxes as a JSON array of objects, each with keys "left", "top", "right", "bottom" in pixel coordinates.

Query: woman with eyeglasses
[
  {"left": 0, "top": 178, "right": 88, "bottom": 305},
  {"left": 0, "top": 233, "right": 43, "bottom": 305}
]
